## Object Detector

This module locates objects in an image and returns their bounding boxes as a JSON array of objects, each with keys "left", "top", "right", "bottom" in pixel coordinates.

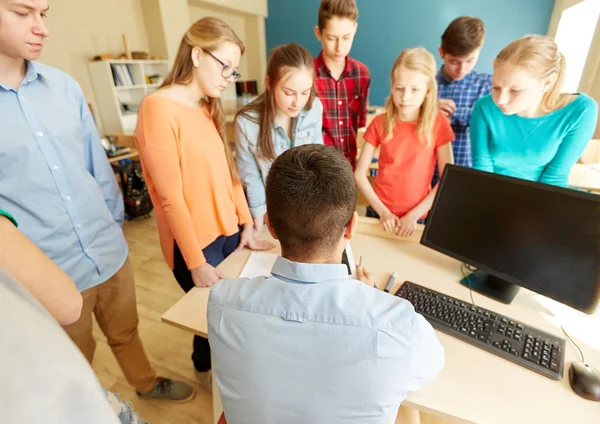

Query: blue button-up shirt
[
  {"left": 208, "top": 256, "right": 444, "bottom": 424},
  {"left": 0, "top": 61, "right": 128, "bottom": 292},
  {"left": 436, "top": 68, "right": 492, "bottom": 168},
  {"left": 235, "top": 97, "right": 324, "bottom": 218}
]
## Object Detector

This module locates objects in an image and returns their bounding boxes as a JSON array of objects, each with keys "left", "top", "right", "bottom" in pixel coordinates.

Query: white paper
[{"left": 239, "top": 252, "right": 279, "bottom": 279}]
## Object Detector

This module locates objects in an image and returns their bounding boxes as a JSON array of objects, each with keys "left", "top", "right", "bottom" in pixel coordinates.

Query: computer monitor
[{"left": 421, "top": 165, "right": 600, "bottom": 314}]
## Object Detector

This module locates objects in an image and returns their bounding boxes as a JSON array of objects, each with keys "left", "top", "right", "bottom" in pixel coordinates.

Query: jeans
[{"left": 172, "top": 231, "right": 241, "bottom": 372}]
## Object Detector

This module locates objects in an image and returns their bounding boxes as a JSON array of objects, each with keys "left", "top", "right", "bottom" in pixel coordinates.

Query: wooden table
[
  {"left": 107, "top": 148, "right": 139, "bottom": 164},
  {"left": 162, "top": 218, "right": 600, "bottom": 424}
]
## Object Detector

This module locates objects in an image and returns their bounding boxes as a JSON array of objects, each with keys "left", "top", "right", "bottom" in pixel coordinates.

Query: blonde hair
[
  {"left": 384, "top": 47, "right": 439, "bottom": 147},
  {"left": 161, "top": 17, "right": 244, "bottom": 183},
  {"left": 494, "top": 35, "right": 567, "bottom": 112}
]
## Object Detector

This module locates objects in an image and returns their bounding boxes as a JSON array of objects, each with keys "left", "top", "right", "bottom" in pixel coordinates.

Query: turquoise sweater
[{"left": 470, "top": 94, "right": 598, "bottom": 187}]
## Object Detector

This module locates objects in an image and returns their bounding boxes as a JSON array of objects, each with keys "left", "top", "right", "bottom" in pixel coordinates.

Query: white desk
[
  {"left": 569, "top": 163, "right": 600, "bottom": 193},
  {"left": 162, "top": 220, "right": 600, "bottom": 424}
]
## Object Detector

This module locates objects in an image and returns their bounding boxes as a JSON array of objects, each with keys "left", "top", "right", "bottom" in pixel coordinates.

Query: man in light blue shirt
[
  {"left": 0, "top": 0, "right": 192, "bottom": 401},
  {"left": 208, "top": 145, "right": 444, "bottom": 424}
]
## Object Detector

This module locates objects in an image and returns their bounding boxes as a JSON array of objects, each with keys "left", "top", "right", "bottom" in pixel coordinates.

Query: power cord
[
  {"left": 561, "top": 325, "right": 585, "bottom": 363},
  {"left": 461, "top": 263, "right": 477, "bottom": 306}
]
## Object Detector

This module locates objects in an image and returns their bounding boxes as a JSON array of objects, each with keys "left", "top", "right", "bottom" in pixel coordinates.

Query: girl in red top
[{"left": 355, "top": 48, "right": 455, "bottom": 237}]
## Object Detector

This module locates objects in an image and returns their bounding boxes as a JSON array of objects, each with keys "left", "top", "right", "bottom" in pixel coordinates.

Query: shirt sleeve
[
  {"left": 136, "top": 98, "right": 206, "bottom": 268},
  {"left": 364, "top": 115, "right": 383, "bottom": 148},
  {"left": 78, "top": 86, "right": 125, "bottom": 227},
  {"left": 539, "top": 98, "right": 598, "bottom": 187},
  {"left": 407, "top": 313, "right": 445, "bottom": 392},
  {"left": 0, "top": 209, "right": 17, "bottom": 227},
  {"left": 235, "top": 117, "right": 267, "bottom": 219},
  {"left": 359, "top": 73, "right": 371, "bottom": 129},
  {"left": 435, "top": 113, "right": 455, "bottom": 148},
  {"left": 312, "top": 97, "right": 325, "bottom": 145},
  {"left": 470, "top": 99, "right": 495, "bottom": 173}
]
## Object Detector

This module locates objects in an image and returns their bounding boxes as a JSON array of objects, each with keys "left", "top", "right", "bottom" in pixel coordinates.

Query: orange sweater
[{"left": 135, "top": 95, "right": 252, "bottom": 269}]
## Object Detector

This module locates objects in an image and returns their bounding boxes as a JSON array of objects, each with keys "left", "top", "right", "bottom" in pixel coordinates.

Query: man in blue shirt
[
  {"left": 208, "top": 145, "right": 444, "bottom": 424},
  {"left": 435, "top": 16, "right": 492, "bottom": 176},
  {"left": 0, "top": 0, "right": 192, "bottom": 401}
]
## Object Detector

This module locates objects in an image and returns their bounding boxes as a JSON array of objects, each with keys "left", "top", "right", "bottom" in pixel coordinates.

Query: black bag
[{"left": 124, "top": 162, "right": 153, "bottom": 218}]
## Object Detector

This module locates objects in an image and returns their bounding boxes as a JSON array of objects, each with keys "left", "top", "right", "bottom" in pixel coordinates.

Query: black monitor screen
[{"left": 421, "top": 165, "right": 600, "bottom": 313}]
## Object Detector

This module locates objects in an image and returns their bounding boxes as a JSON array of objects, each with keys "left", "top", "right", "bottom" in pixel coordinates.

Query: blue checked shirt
[
  {"left": 436, "top": 68, "right": 492, "bottom": 168},
  {"left": 0, "top": 61, "right": 128, "bottom": 293}
]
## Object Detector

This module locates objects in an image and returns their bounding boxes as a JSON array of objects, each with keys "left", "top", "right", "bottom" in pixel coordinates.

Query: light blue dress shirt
[
  {"left": 208, "top": 256, "right": 445, "bottom": 424},
  {"left": 0, "top": 61, "right": 128, "bottom": 293},
  {"left": 235, "top": 97, "right": 324, "bottom": 218}
]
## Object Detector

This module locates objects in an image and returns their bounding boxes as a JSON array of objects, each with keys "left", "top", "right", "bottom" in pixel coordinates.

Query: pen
[
  {"left": 359, "top": 255, "right": 363, "bottom": 267},
  {"left": 384, "top": 271, "right": 396, "bottom": 293}
]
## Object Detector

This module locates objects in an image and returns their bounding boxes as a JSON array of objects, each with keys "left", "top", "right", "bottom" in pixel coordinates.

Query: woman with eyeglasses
[{"left": 134, "top": 17, "right": 274, "bottom": 388}]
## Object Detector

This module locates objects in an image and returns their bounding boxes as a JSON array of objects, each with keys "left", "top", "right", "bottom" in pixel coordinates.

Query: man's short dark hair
[
  {"left": 266, "top": 145, "right": 356, "bottom": 257},
  {"left": 441, "top": 16, "right": 485, "bottom": 57}
]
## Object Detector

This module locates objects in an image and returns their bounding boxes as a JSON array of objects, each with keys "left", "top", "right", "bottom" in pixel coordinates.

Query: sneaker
[
  {"left": 195, "top": 369, "right": 213, "bottom": 393},
  {"left": 136, "top": 377, "right": 195, "bottom": 402}
]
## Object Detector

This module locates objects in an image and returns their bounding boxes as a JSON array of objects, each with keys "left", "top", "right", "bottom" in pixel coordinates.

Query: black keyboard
[{"left": 395, "top": 281, "right": 566, "bottom": 380}]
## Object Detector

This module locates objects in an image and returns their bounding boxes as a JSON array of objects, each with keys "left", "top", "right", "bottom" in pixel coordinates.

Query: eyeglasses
[{"left": 204, "top": 49, "right": 242, "bottom": 82}]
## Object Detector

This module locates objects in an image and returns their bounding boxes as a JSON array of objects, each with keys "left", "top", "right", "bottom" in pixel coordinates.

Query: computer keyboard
[{"left": 395, "top": 281, "right": 566, "bottom": 380}]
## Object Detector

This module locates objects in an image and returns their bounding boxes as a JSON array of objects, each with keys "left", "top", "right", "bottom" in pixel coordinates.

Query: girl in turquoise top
[{"left": 470, "top": 35, "right": 598, "bottom": 187}]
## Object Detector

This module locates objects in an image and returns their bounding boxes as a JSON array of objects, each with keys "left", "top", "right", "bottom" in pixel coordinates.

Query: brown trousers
[{"left": 63, "top": 257, "right": 156, "bottom": 393}]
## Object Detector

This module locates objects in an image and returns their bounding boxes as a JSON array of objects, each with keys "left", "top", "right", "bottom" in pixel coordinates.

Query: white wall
[
  {"left": 188, "top": 1, "right": 267, "bottom": 99},
  {"left": 40, "top": 0, "right": 150, "bottom": 134},
  {"left": 548, "top": 0, "right": 600, "bottom": 138}
]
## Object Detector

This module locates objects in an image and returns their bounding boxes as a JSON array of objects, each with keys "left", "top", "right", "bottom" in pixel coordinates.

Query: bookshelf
[{"left": 88, "top": 59, "right": 169, "bottom": 134}]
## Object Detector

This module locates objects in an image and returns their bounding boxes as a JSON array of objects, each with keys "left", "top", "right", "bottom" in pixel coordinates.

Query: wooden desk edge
[
  {"left": 108, "top": 149, "right": 139, "bottom": 163},
  {"left": 160, "top": 315, "right": 208, "bottom": 339}
]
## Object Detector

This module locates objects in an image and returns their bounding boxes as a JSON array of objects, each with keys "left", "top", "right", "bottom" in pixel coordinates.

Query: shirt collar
[
  {"left": 0, "top": 61, "right": 43, "bottom": 92},
  {"left": 316, "top": 51, "right": 353, "bottom": 79},
  {"left": 24, "top": 61, "right": 43, "bottom": 83},
  {"left": 437, "top": 66, "right": 475, "bottom": 85},
  {"left": 272, "top": 105, "right": 310, "bottom": 130},
  {"left": 271, "top": 256, "right": 350, "bottom": 284}
]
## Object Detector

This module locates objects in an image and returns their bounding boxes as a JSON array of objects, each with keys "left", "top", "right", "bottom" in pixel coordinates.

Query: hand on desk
[
  {"left": 252, "top": 215, "right": 265, "bottom": 238},
  {"left": 191, "top": 263, "right": 224, "bottom": 288},
  {"left": 235, "top": 223, "right": 276, "bottom": 253},
  {"left": 380, "top": 210, "right": 417, "bottom": 238},
  {"left": 396, "top": 212, "right": 418, "bottom": 238},
  {"left": 356, "top": 265, "right": 375, "bottom": 287},
  {"left": 380, "top": 210, "right": 400, "bottom": 233}
]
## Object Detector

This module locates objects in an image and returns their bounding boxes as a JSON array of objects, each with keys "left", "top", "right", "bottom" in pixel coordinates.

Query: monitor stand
[{"left": 460, "top": 270, "right": 520, "bottom": 304}]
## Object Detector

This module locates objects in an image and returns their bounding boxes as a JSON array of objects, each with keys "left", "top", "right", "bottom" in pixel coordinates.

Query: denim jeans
[{"left": 172, "top": 231, "right": 241, "bottom": 372}]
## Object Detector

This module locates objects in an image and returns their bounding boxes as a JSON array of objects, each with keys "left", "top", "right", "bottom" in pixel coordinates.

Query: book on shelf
[{"left": 110, "top": 64, "right": 135, "bottom": 87}]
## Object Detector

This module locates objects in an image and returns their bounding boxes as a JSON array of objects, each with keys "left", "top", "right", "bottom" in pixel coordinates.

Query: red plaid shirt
[{"left": 314, "top": 52, "right": 371, "bottom": 165}]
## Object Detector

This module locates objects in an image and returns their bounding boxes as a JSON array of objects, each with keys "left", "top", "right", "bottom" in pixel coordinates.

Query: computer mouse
[{"left": 568, "top": 361, "right": 600, "bottom": 401}]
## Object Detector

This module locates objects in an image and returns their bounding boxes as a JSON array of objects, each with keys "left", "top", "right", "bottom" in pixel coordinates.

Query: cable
[
  {"left": 561, "top": 325, "right": 585, "bottom": 363},
  {"left": 461, "top": 263, "right": 476, "bottom": 306}
]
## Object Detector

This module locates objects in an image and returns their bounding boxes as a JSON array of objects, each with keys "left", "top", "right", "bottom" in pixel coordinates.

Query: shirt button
[
  {"left": 339, "top": 121, "right": 343, "bottom": 125},
  {"left": 355, "top": 95, "right": 359, "bottom": 99},
  {"left": 52, "top": 165, "right": 58, "bottom": 171},
  {"left": 65, "top": 196, "right": 71, "bottom": 201},
  {"left": 76, "top": 224, "right": 82, "bottom": 228},
  {"left": 37, "top": 132, "right": 44, "bottom": 137},
  {"left": 341, "top": 138, "right": 344, "bottom": 142},
  {"left": 338, "top": 100, "right": 342, "bottom": 105},
  {"left": 19, "top": 96, "right": 25, "bottom": 101}
]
